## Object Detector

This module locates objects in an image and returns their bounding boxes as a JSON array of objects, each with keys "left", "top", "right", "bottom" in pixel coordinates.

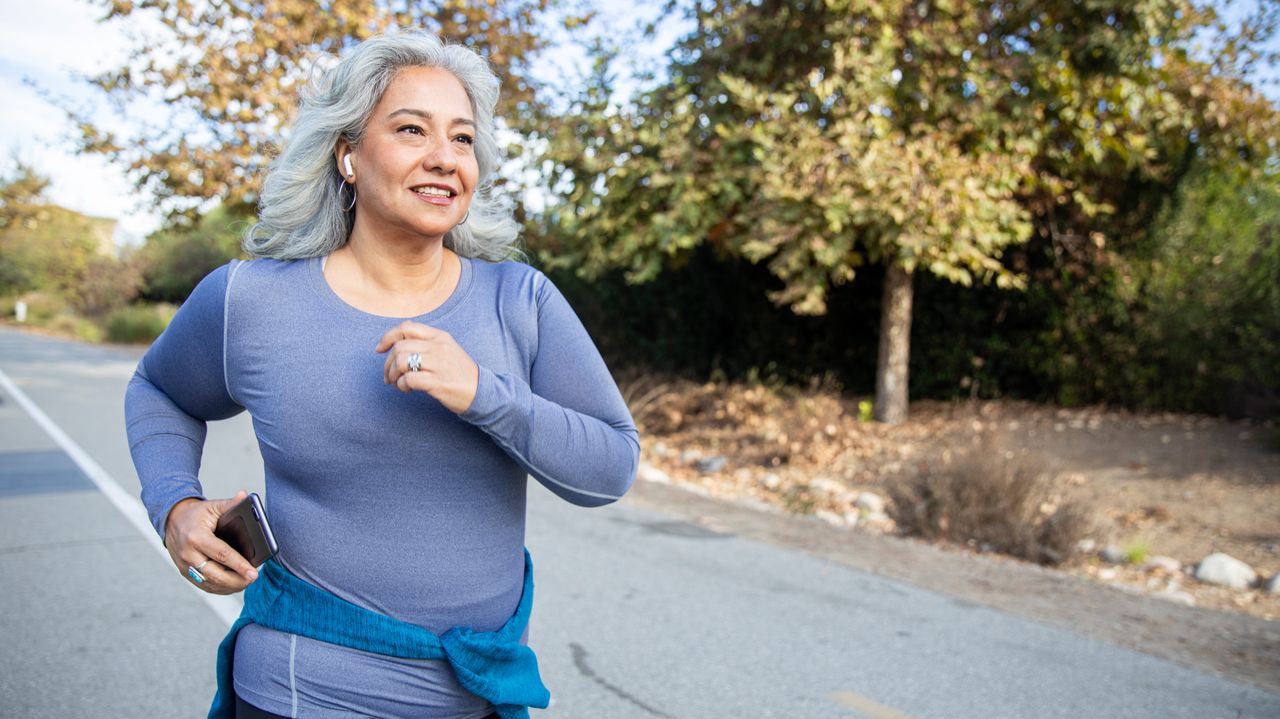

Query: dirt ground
[{"left": 624, "top": 376, "right": 1280, "bottom": 621}]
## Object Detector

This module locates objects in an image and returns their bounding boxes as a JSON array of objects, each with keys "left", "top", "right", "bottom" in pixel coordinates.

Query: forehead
[{"left": 377, "top": 66, "right": 474, "bottom": 119}]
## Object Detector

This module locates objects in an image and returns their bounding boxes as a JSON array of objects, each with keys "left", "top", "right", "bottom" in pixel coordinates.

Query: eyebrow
[{"left": 386, "top": 108, "right": 476, "bottom": 128}]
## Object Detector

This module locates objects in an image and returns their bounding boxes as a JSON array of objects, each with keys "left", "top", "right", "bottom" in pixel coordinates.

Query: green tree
[
  {"left": 138, "top": 205, "right": 248, "bottom": 303},
  {"left": 0, "top": 162, "right": 113, "bottom": 298},
  {"left": 0, "top": 162, "right": 52, "bottom": 293},
  {"left": 535, "top": 0, "right": 1280, "bottom": 422},
  {"left": 1135, "top": 157, "right": 1280, "bottom": 416}
]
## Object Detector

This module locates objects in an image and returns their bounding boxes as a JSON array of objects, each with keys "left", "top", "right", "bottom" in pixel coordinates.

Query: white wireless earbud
[{"left": 343, "top": 155, "right": 354, "bottom": 177}]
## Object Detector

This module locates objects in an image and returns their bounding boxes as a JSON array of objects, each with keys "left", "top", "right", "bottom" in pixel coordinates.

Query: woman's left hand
[{"left": 376, "top": 321, "right": 479, "bottom": 414}]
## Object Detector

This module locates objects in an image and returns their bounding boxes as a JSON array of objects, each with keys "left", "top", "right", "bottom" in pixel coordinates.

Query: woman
[{"left": 125, "top": 30, "right": 639, "bottom": 719}]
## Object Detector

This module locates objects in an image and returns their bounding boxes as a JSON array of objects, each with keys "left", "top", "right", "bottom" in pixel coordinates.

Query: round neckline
[{"left": 308, "top": 252, "right": 474, "bottom": 323}]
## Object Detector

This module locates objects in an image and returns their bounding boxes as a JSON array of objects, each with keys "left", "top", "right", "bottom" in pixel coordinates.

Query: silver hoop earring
[
  {"left": 457, "top": 211, "right": 469, "bottom": 225},
  {"left": 337, "top": 177, "right": 357, "bottom": 213}
]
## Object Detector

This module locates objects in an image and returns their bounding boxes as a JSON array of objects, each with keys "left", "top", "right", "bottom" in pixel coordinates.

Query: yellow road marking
[{"left": 829, "top": 690, "right": 918, "bottom": 719}]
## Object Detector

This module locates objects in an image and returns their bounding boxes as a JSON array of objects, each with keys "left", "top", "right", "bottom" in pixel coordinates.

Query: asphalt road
[{"left": 1, "top": 325, "right": 1277, "bottom": 718}]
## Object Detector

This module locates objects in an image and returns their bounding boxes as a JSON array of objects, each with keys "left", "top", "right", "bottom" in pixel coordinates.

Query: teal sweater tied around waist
[{"left": 209, "top": 549, "right": 550, "bottom": 719}]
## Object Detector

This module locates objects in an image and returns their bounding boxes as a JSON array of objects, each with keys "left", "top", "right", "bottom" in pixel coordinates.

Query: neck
[
  {"left": 324, "top": 230, "right": 461, "bottom": 317},
  {"left": 336, "top": 230, "right": 452, "bottom": 296}
]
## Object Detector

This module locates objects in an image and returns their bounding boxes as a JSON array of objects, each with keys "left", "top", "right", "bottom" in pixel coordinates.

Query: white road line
[
  {"left": 0, "top": 367, "right": 241, "bottom": 626},
  {"left": 830, "top": 690, "right": 918, "bottom": 719}
]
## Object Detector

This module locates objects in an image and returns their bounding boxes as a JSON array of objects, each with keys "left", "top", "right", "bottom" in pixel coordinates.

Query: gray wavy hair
[{"left": 245, "top": 30, "right": 519, "bottom": 260}]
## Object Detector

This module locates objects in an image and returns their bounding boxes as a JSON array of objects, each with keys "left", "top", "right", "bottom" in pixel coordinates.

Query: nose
[{"left": 422, "top": 136, "right": 457, "bottom": 175}]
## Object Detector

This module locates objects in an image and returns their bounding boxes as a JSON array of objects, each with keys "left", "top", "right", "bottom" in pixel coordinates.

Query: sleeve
[
  {"left": 124, "top": 263, "right": 244, "bottom": 538},
  {"left": 460, "top": 276, "right": 640, "bottom": 507}
]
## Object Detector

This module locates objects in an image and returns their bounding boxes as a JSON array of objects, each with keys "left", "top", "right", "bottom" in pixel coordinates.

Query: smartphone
[{"left": 214, "top": 492, "right": 279, "bottom": 567}]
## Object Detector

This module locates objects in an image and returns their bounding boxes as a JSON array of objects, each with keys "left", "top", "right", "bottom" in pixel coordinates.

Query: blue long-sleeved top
[{"left": 125, "top": 255, "right": 639, "bottom": 718}]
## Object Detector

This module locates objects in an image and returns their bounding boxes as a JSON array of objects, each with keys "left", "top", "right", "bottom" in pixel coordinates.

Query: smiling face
[{"left": 338, "top": 66, "right": 479, "bottom": 245}]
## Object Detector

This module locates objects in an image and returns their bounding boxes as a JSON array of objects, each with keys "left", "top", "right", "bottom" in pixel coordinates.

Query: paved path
[{"left": 1, "top": 325, "right": 1277, "bottom": 718}]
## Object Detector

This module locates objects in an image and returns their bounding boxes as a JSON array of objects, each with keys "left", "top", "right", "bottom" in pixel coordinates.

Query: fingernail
[{"left": 248, "top": 570, "right": 259, "bottom": 581}]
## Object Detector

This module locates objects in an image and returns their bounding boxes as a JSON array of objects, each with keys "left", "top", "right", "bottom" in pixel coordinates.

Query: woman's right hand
[{"left": 163, "top": 490, "right": 260, "bottom": 595}]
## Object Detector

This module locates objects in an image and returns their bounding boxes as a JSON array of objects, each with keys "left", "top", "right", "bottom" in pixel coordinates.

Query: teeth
[{"left": 413, "top": 186, "right": 451, "bottom": 197}]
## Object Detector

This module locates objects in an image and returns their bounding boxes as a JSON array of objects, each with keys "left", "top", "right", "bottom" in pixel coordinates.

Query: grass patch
[
  {"left": 46, "top": 313, "right": 104, "bottom": 343},
  {"left": 1124, "top": 539, "right": 1150, "bottom": 565}
]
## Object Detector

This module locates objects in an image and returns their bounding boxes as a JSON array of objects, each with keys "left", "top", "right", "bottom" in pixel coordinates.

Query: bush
[
  {"left": 138, "top": 206, "right": 247, "bottom": 303},
  {"left": 887, "top": 441, "right": 1094, "bottom": 566},
  {"left": 73, "top": 254, "right": 142, "bottom": 317},
  {"left": 46, "top": 313, "right": 103, "bottom": 343},
  {"left": 105, "top": 303, "right": 176, "bottom": 344}
]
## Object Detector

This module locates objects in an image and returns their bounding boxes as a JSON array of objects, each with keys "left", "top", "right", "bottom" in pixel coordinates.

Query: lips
[{"left": 409, "top": 183, "right": 458, "bottom": 207}]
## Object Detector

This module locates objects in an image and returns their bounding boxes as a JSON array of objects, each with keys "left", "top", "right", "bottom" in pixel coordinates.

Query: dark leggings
[
  {"left": 235, "top": 692, "right": 500, "bottom": 719},
  {"left": 235, "top": 694, "right": 289, "bottom": 719}
]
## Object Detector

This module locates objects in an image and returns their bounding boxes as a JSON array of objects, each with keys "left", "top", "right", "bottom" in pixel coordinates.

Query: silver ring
[
  {"left": 407, "top": 352, "right": 422, "bottom": 372},
  {"left": 187, "top": 565, "right": 206, "bottom": 584}
]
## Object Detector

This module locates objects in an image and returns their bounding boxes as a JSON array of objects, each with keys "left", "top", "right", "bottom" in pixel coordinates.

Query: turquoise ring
[{"left": 187, "top": 565, "right": 206, "bottom": 584}]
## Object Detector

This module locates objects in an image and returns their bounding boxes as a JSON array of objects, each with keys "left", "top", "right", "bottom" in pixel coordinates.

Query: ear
[{"left": 334, "top": 140, "right": 354, "bottom": 180}]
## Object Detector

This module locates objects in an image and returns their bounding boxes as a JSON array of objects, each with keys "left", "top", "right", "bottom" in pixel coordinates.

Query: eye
[
  {"left": 397, "top": 125, "right": 424, "bottom": 136},
  {"left": 454, "top": 133, "right": 475, "bottom": 146}
]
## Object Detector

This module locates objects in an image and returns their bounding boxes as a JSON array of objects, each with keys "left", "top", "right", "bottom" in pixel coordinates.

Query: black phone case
[{"left": 214, "top": 493, "right": 279, "bottom": 567}]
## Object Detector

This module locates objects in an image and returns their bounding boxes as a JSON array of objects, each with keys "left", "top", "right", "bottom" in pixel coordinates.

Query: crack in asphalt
[{"left": 569, "top": 642, "right": 675, "bottom": 718}]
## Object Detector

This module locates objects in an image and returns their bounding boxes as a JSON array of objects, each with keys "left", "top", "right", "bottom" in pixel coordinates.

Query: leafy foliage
[
  {"left": 0, "top": 162, "right": 131, "bottom": 307},
  {"left": 75, "top": 0, "right": 565, "bottom": 216},
  {"left": 106, "top": 302, "right": 178, "bottom": 343},
  {"left": 137, "top": 205, "right": 249, "bottom": 303},
  {"left": 533, "top": 0, "right": 1280, "bottom": 419},
  {"left": 1130, "top": 158, "right": 1280, "bottom": 416}
]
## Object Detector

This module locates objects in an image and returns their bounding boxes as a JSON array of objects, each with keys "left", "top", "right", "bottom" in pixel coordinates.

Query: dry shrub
[
  {"left": 887, "top": 443, "right": 1094, "bottom": 566},
  {"left": 616, "top": 371, "right": 675, "bottom": 432}
]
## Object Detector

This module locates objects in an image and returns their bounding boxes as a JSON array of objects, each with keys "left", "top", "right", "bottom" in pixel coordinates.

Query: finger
[
  {"left": 396, "top": 371, "right": 420, "bottom": 394},
  {"left": 383, "top": 342, "right": 411, "bottom": 384},
  {"left": 215, "top": 490, "right": 249, "bottom": 515},
  {"left": 197, "top": 529, "right": 260, "bottom": 584},
  {"left": 375, "top": 321, "right": 434, "bottom": 353},
  {"left": 385, "top": 341, "right": 430, "bottom": 385},
  {"left": 198, "top": 560, "right": 253, "bottom": 595}
]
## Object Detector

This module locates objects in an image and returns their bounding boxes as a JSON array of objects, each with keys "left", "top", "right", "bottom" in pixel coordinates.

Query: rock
[
  {"left": 1098, "top": 567, "right": 1117, "bottom": 581},
  {"left": 1141, "top": 555, "right": 1182, "bottom": 574},
  {"left": 842, "top": 511, "right": 860, "bottom": 528},
  {"left": 650, "top": 442, "right": 670, "bottom": 457},
  {"left": 680, "top": 448, "right": 703, "bottom": 464},
  {"left": 810, "top": 477, "right": 845, "bottom": 497},
  {"left": 694, "top": 455, "right": 727, "bottom": 474},
  {"left": 1076, "top": 538, "right": 1097, "bottom": 554},
  {"left": 1151, "top": 589, "right": 1196, "bottom": 606},
  {"left": 1194, "top": 553, "right": 1258, "bottom": 589},
  {"left": 854, "top": 492, "right": 886, "bottom": 514},
  {"left": 636, "top": 462, "right": 670, "bottom": 484},
  {"left": 1265, "top": 574, "right": 1280, "bottom": 595},
  {"left": 760, "top": 473, "right": 782, "bottom": 491},
  {"left": 1099, "top": 545, "right": 1128, "bottom": 565},
  {"left": 815, "top": 510, "right": 846, "bottom": 527}
]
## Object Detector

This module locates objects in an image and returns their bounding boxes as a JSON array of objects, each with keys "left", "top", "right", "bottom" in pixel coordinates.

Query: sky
[
  {"left": 1, "top": 1, "right": 1275, "bottom": 249},
  {"left": 0, "top": 0, "right": 160, "bottom": 243}
]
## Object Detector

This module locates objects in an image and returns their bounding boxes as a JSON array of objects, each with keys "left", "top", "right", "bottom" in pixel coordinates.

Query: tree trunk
[{"left": 874, "top": 263, "right": 914, "bottom": 424}]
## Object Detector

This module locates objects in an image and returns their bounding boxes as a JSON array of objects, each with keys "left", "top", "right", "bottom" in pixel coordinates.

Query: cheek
[{"left": 463, "top": 155, "right": 481, "bottom": 187}]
